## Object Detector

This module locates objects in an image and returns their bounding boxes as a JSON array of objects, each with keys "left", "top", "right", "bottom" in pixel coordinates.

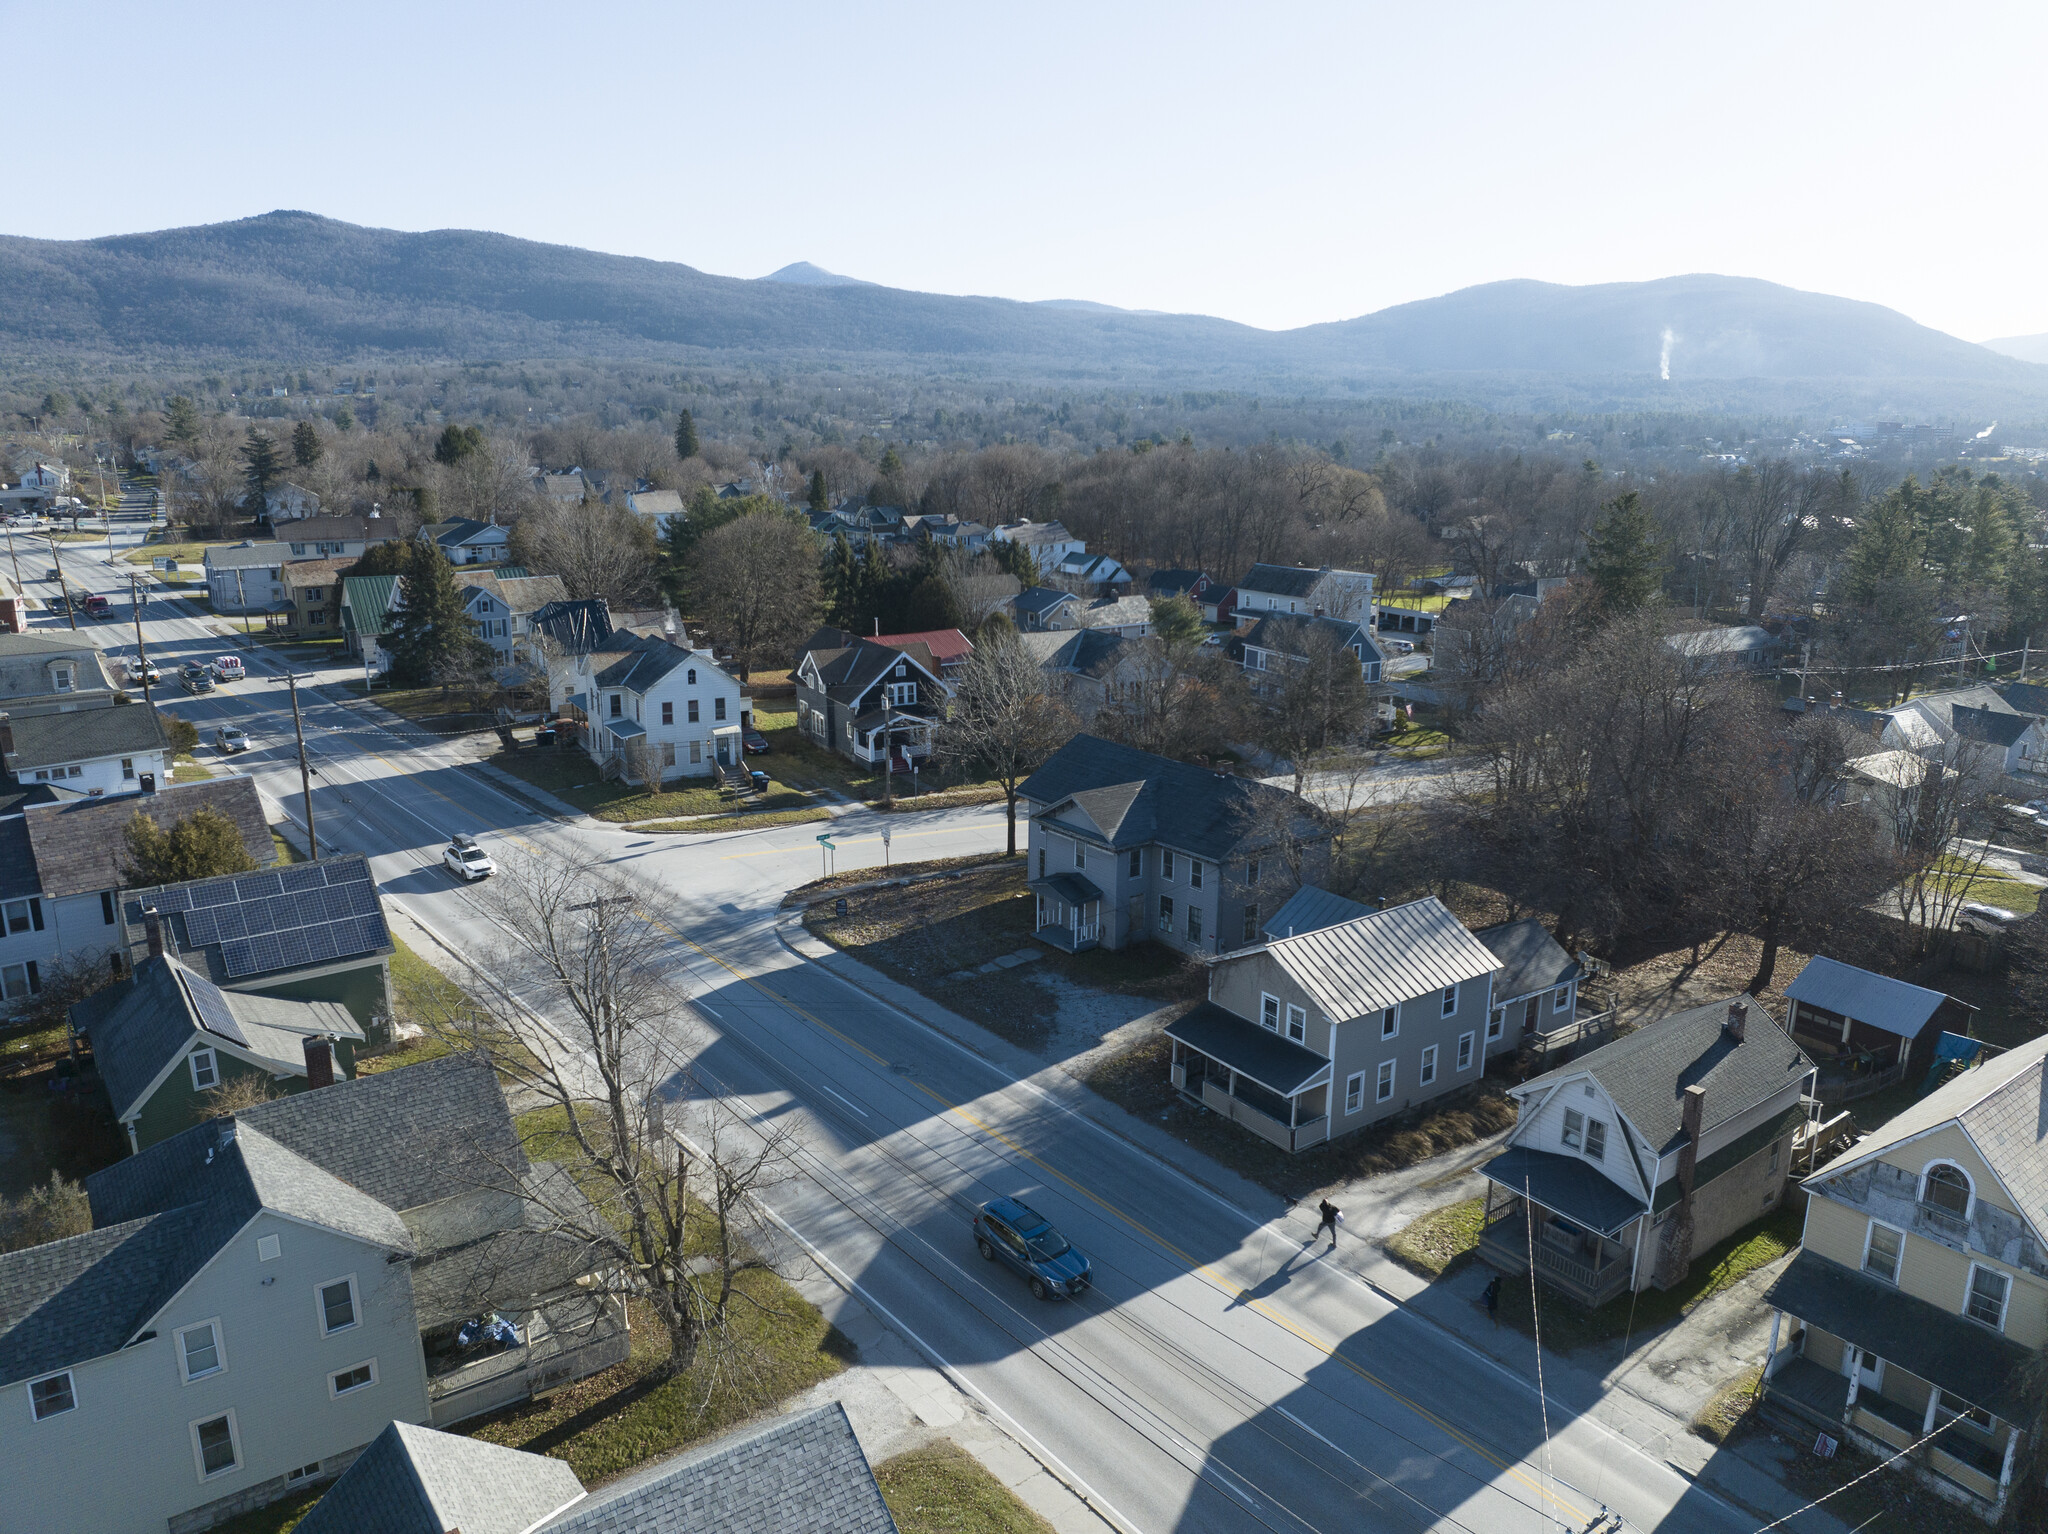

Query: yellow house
[{"left": 1760, "top": 1033, "right": 2048, "bottom": 1522}]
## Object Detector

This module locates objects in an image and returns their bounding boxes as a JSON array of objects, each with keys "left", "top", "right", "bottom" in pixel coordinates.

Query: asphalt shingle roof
[
  {"left": 543, "top": 1402, "right": 898, "bottom": 1534},
  {"left": 3, "top": 701, "right": 168, "bottom": 771},
  {"left": 1235, "top": 563, "right": 1325, "bottom": 599},
  {"left": 0, "top": 632, "right": 115, "bottom": 705},
  {"left": 591, "top": 632, "right": 706, "bottom": 692},
  {"left": 1999, "top": 681, "right": 2048, "bottom": 718},
  {"left": 1165, "top": 1002, "right": 1331, "bottom": 1096},
  {"left": 797, "top": 631, "right": 942, "bottom": 704},
  {"left": 22, "top": 776, "right": 272, "bottom": 898},
  {"left": 1475, "top": 918, "right": 1582, "bottom": 1004},
  {"left": 1953, "top": 703, "right": 2031, "bottom": 748},
  {"left": 1241, "top": 612, "right": 1382, "bottom": 663},
  {"left": 1480, "top": 1146, "right": 1646, "bottom": 1236},
  {"left": 203, "top": 541, "right": 288, "bottom": 570},
  {"left": 1020, "top": 734, "right": 1324, "bottom": 863},
  {"left": 297, "top": 1419, "right": 588, "bottom": 1534},
  {"left": 1526, "top": 996, "right": 1813, "bottom": 1156}
]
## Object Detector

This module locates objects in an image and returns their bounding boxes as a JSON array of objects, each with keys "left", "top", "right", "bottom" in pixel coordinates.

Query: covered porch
[
  {"left": 849, "top": 705, "right": 937, "bottom": 772},
  {"left": 1030, "top": 872, "right": 1102, "bottom": 953},
  {"left": 1165, "top": 1002, "right": 1331, "bottom": 1154},
  {"left": 1477, "top": 1146, "right": 1646, "bottom": 1308}
]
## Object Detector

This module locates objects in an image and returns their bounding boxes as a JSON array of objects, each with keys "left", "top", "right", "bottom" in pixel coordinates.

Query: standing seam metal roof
[
  {"left": 1259, "top": 897, "right": 1500, "bottom": 1021},
  {"left": 1782, "top": 955, "right": 1953, "bottom": 1039}
]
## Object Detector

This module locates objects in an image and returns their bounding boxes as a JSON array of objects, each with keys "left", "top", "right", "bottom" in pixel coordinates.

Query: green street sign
[{"left": 817, "top": 834, "right": 835, "bottom": 847}]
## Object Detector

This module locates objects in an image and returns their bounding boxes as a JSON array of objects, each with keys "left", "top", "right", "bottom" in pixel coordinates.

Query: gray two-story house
[
  {"left": 1015, "top": 735, "right": 1332, "bottom": 957},
  {"left": 794, "top": 628, "right": 951, "bottom": 773},
  {"left": 1163, "top": 895, "right": 1503, "bottom": 1153}
]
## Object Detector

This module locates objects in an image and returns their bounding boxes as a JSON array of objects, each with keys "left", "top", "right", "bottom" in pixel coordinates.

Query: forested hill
[{"left": 0, "top": 211, "right": 2037, "bottom": 399}]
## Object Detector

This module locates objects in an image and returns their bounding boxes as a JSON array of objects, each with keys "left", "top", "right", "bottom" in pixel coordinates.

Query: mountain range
[{"left": 0, "top": 211, "right": 2038, "bottom": 407}]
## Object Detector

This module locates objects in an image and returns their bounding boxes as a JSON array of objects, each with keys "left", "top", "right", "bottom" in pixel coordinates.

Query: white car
[
  {"left": 213, "top": 726, "right": 250, "bottom": 754},
  {"left": 444, "top": 835, "right": 495, "bottom": 881}
]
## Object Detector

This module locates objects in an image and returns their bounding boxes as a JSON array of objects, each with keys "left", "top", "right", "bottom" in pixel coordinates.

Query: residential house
[
  {"left": 339, "top": 575, "right": 400, "bottom": 671},
  {"left": 1165, "top": 896, "right": 1503, "bottom": 1154},
  {"left": 991, "top": 519, "right": 1084, "bottom": 565},
  {"left": 1995, "top": 681, "right": 2048, "bottom": 719},
  {"left": 1015, "top": 734, "right": 1332, "bottom": 957},
  {"left": 280, "top": 558, "right": 356, "bottom": 638},
  {"left": 72, "top": 950, "right": 365, "bottom": 1153},
  {"left": 1232, "top": 564, "right": 1376, "bottom": 623},
  {"left": 1843, "top": 749, "right": 1957, "bottom": 848},
  {"left": 261, "top": 483, "right": 321, "bottom": 523},
  {"left": 204, "top": 543, "right": 290, "bottom": 617},
  {"left": 279, "top": 515, "right": 397, "bottom": 561},
  {"left": 1146, "top": 569, "right": 1212, "bottom": 606},
  {"left": 2, "top": 698, "right": 171, "bottom": 797},
  {"left": 0, "top": 632, "right": 119, "bottom": 712},
  {"left": 1015, "top": 629, "right": 1155, "bottom": 723},
  {"left": 1760, "top": 1032, "right": 2048, "bottom": 1519},
  {"left": 1663, "top": 624, "right": 1782, "bottom": 672},
  {"left": 0, "top": 780, "right": 275, "bottom": 1016},
  {"left": 1476, "top": 918, "right": 1586, "bottom": 1038},
  {"left": 1012, "top": 586, "right": 1081, "bottom": 631},
  {"left": 536, "top": 471, "right": 589, "bottom": 507},
  {"left": 1055, "top": 551, "right": 1132, "bottom": 593},
  {"left": 456, "top": 570, "right": 570, "bottom": 669},
  {"left": 1952, "top": 704, "right": 2046, "bottom": 780},
  {"left": 793, "top": 629, "right": 950, "bottom": 773},
  {"left": 904, "top": 513, "right": 992, "bottom": 552},
  {"left": 1782, "top": 955, "right": 1976, "bottom": 1107},
  {"left": 0, "top": 1054, "right": 627, "bottom": 1534},
  {"left": 553, "top": 631, "right": 750, "bottom": 785},
  {"left": 1075, "top": 593, "right": 1154, "bottom": 636},
  {"left": 1237, "top": 612, "right": 1383, "bottom": 694},
  {"left": 424, "top": 518, "right": 511, "bottom": 566},
  {"left": 525, "top": 598, "right": 614, "bottom": 658},
  {"left": 624, "top": 485, "right": 684, "bottom": 536},
  {"left": 296, "top": 1402, "right": 897, "bottom": 1534},
  {"left": 1258, "top": 885, "right": 1370, "bottom": 941},
  {"left": 876, "top": 627, "right": 974, "bottom": 679},
  {"left": 1477, "top": 997, "right": 1814, "bottom": 1306},
  {"left": 1869, "top": 686, "right": 2021, "bottom": 758}
]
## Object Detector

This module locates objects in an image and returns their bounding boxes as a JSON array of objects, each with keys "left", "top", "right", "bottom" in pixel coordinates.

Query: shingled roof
[
  {"left": 21, "top": 776, "right": 272, "bottom": 898},
  {"left": 3, "top": 699, "right": 169, "bottom": 772},
  {"left": 295, "top": 1419, "right": 586, "bottom": 1534},
  {"left": 1235, "top": 563, "right": 1325, "bottom": 598}
]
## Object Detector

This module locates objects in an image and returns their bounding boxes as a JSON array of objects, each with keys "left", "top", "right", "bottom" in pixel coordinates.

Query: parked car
[
  {"left": 180, "top": 664, "right": 215, "bottom": 694},
  {"left": 213, "top": 726, "right": 250, "bottom": 753},
  {"left": 1960, "top": 903, "right": 2024, "bottom": 936},
  {"left": 972, "top": 1197, "right": 1091, "bottom": 1301},
  {"left": 443, "top": 832, "right": 495, "bottom": 882},
  {"left": 212, "top": 655, "right": 246, "bottom": 682},
  {"left": 743, "top": 729, "right": 771, "bottom": 754},
  {"left": 1383, "top": 637, "right": 1415, "bottom": 655}
]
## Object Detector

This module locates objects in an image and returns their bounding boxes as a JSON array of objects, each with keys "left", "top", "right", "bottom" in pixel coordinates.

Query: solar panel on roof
[
  {"left": 300, "top": 926, "right": 339, "bottom": 965},
  {"left": 182, "top": 909, "right": 219, "bottom": 947},
  {"left": 325, "top": 860, "right": 371, "bottom": 886},
  {"left": 214, "top": 904, "right": 247, "bottom": 940},
  {"left": 342, "top": 884, "right": 379, "bottom": 917},
  {"left": 192, "top": 881, "right": 239, "bottom": 909},
  {"left": 279, "top": 864, "right": 326, "bottom": 893},
  {"left": 151, "top": 887, "right": 194, "bottom": 914},
  {"left": 242, "top": 872, "right": 283, "bottom": 900},
  {"left": 181, "top": 970, "right": 242, "bottom": 1041},
  {"left": 277, "top": 928, "right": 314, "bottom": 969}
]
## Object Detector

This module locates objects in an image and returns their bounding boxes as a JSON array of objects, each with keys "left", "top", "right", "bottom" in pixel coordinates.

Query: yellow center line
[
  {"left": 719, "top": 820, "right": 1006, "bottom": 859},
  {"left": 670, "top": 929, "right": 1585, "bottom": 1525}
]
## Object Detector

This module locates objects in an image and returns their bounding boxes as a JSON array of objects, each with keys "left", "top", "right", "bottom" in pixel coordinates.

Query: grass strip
[{"left": 876, "top": 1440, "right": 1055, "bottom": 1534}]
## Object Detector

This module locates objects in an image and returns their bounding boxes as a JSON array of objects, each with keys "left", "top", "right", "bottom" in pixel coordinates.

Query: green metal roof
[{"left": 340, "top": 574, "right": 400, "bottom": 638}]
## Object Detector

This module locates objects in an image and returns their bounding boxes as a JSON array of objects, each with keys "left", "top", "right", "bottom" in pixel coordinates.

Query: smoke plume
[{"left": 1659, "top": 328, "right": 1675, "bottom": 382}]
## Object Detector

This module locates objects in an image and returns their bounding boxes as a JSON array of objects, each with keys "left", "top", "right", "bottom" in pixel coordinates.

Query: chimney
[
  {"left": 1725, "top": 999, "right": 1748, "bottom": 1042},
  {"left": 1657, "top": 1083, "right": 1709, "bottom": 1288},
  {"left": 303, "top": 1037, "right": 335, "bottom": 1089},
  {"left": 143, "top": 907, "right": 164, "bottom": 958}
]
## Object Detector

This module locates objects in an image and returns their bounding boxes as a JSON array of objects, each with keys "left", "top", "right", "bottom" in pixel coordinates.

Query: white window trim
[
  {"left": 1457, "top": 1031, "right": 1475, "bottom": 1071},
  {"left": 1376, "top": 1060, "right": 1395, "bottom": 1102},
  {"left": 27, "top": 1370, "right": 75, "bottom": 1422},
  {"left": 1487, "top": 1007, "right": 1504, "bottom": 1041},
  {"left": 1284, "top": 1004, "right": 1307, "bottom": 1043},
  {"left": 257, "top": 1234, "right": 280, "bottom": 1262},
  {"left": 1380, "top": 1006, "right": 1398, "bottom": 1040},
  {"left": 1419, "top": 1045, "right": 1438, "bottom": 1086},
  {"left": 1345, "top": 1071, "right": 1365, "bottom": 1114},
  {"left": 1259, "top": 993, "right": 1280, "bottom": 1034},
  {"left": 328, "top": 1358, "right": 379, "bottom": 1398},
  {"left": 1861, "top": 1219, "right": 1904, "bottom": 1284},
  {"left": 1440, "top": 982, "right": 1459, "bottom": 1018},
  {"left": 189, "top": 1048, "right": 218, "bottom": 1091},
  {"left": 316, "top": 1274, "right": 360, "bottom": 1336},
  {"left": 190, "top": 1408, "right": 242, "bottom": 1483},
  {"left": 1919, "top": 1159, "right": 1976, "bottom": 1218},
  {"left": 1553, "top": 985, "right": 1572, "bottom": 1013},
  {"left": 176, "top": 1318, "right": 227, "bottom": 1384},
  {"left": 1562, "top": 1108, "right": 1584, "bottom": 1150},
  {"left": 1965, "top": 1262, "right": 2011, "bottom": 1332}
]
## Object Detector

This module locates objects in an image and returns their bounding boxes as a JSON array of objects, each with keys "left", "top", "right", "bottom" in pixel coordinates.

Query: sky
[{"left": 10, "top": 1, "right": 2048, "bottom": 342}]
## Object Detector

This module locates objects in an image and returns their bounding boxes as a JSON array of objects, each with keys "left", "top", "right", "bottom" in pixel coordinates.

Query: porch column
[
  {"left": 1845, "top": 1363, "right": 1861, "bottom": 1410},
  {"left": 2000, "top": 1424, "right": 2019, "bottom": 1489},
  {"left": 1922, "top": 1389, "right": 1939, "bottom": 1437},
  {"left": 1763, "top": 1312, "right": 1782, "bottom": 1381}
]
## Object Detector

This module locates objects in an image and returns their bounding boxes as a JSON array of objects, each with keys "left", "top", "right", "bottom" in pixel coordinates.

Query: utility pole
[
  {"left": 2, "top": 519, "right": 20, "bottom": 591},
  {"left": 45, "top": 530, "right": 76, "bottom": 631},
  {"left": 881, "top": 698, "right": 895, "bottom": 809},
  {"left": 278, "top": 669, "right": 319, "bottom": 859},
  {"left": 1798, "top": 639, "right": 1811, "bottom": 701},
  {"left": 129, "top": 574, "right": 153, "bottom": 704}
]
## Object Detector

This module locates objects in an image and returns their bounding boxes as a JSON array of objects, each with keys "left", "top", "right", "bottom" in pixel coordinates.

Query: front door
[
  {"left": 1523, "top": 996, "right": 1540, "bottom": 1033},
  {"left": 716, "top": 736, "right": 731, "bottom": 766},
  {"left": 1848, "top": 1348, "right": 1884, "bottom": 1393}
]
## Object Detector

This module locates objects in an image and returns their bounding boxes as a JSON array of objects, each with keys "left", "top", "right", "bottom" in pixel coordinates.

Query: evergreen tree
[
  {"left": 433, "top": 424, "right": 485, "bottom": 465},
  {"left": 122, "top": 806, "right": 257, "bottom": 887},
  {"left": 240, "top": 429, "right": 283, "bottom": 512},
  {"left": 291, "top": 420, "right": 323, "bottom": 467},
  {"left": 808, "top": 468, "right": 828, "bottom": 512},
  {"left": 1585, "top": 491, "right": 1665, "bottom": 615},
  {"left": 334, "top": 405, "right": 355, "bottom": 432},
  {"left": 856, "top": 538, "right": 893, "bottom": 627},
  {"left": 674, "top": 408, "right": 699, "bottom": 461},
  {"left": 164, "top": 395, "right": 200, "bottom": 446},
  {"left": 823, "top": 532, "right": 860, "bottom": 627},
  {"left": 1148, "top": 594, "right": 1206, "bottom": 648},
  {"left": 1843, "top": 481, "right": 1926, "bottom": 607},
  {"left": 878, "top": 444, "right": 903, "bottom": 479},
  {"left": 383, "top": 541, "right": 488, "bottom": 685},
  {"left": 989, "top": 536, "right": 1042, "bottom": 589}
]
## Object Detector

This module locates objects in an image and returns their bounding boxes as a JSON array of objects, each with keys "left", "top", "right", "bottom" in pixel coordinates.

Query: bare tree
[
  {"left": 688, "top": 509, "right": 821, "bottom": 680},
  {"left": 513, "top": 498, "right": 660, "bottom": 610},
  {"left": 1871, "top": 737, "right": 2001, "bottom": 956},
  {"left": 195, "top": 1072, "right": 286, "bottom": 1120},
  {"left": 941, "top": 637, "right": 1077, "bottom": 855},
  {"left": 1257, "top": 629, "right": 1374, "bottom": 795},
  {"left": 1718, "top": 460, "right": 1834, "bottom": 620}
]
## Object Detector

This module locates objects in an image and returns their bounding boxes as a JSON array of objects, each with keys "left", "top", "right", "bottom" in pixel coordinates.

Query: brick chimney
[
  {"left": 1725, "top": 999, "right": 1748, "bottom": 1042},
  {"left": 143, "top": 907, "right": 164, "bottom": 958},
  {"left": 1656, "top": 1083, "right": 1709, "bottom": 1289},
  {"left": 303, "top": 1038, "right": 334, "bottom": 1089}
]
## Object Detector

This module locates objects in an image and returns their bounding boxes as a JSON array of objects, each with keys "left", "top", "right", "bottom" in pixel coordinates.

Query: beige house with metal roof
[{"left": 1760, "top": 1033, "right": 2048, "bottom": 1521}]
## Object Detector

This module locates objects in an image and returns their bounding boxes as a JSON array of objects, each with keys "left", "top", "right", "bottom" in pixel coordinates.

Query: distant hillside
[
  {"left": 0, "top": 212, "right": 2038, "bottom": 406},
  {"left": 1985, "top": 332, "right": 2048, "bottom": 366}
]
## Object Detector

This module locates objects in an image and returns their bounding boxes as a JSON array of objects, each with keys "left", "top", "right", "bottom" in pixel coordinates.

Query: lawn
[
  {"left": 786, "top": 852, "right": 1017, "bottom": 905},
  {"left": 353, "top": 935, "right": 538, "bottom": 1078},
  {"left": 340, "top": 679, "right": 495, "bottom": 731},
  {"left": 636, "top": 808, "right": 833, "bottom": 835},
  {"left": 1383, "top": 1197, "right": 1486, "bottom": 1279},
  {"left": 121, "top": 540, "right": 222, "bottom": 565},
  {"left": 485, "top": 743, "right": 816, "bottom": 820},
  {"left": 1376, "top": 593, "right": 1452, "bottom": 612},
  {"left": 876, "top": 1441, "right": 1054, "bottom": 1534},
  {"left": 1929, "top": 855, "right": 2041, "bottom": 915},
  {"left": 171, "top": 749, "right": 214, "bottom": 782},
  {"left": 0, "top": 1014, "right": 124, "bottom": 1198}
]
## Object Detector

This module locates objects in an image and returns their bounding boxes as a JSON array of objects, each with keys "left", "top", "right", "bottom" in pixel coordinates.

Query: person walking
[
  {"left": 1314, "top": 1198, "right": 1341, "bottom": 1249},
  {"left": 1483, "top": 1274, "right": 1502, "bottom": 1326}
]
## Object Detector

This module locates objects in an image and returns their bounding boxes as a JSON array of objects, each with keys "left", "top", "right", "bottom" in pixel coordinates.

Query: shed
[{"left": 1783, "top": 956, "right": 1974, "bottom": 1080}]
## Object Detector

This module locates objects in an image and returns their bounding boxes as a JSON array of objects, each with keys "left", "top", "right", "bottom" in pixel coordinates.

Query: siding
[
  {"left": 1872, "top": 1123, "right": 2014, "bottom": 1217},
  {"left": 1806, "top": 1191, "right": 2048, "bottom": 1350},
  {"left": 1326, "top": 972, "right": 1491, "bottom": 1135},
  {"left": 1512, "top": 1077, "right": 1653, "bottom": 1205}
]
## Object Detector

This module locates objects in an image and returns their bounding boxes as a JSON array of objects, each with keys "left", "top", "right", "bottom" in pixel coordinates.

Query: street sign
[
  {"left": 816, "top": 834, "right": 835, "bottom": 847},
  {"left": 880, "top": 826, "right": 892, "bottom": 846}
]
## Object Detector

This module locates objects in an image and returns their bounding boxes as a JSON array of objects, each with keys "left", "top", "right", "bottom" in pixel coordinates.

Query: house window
[
  {"left": 53, "top": 666, "right": 72, "bottom": 691},
  {"left": 190, "top": 1049, "right": 218, "bottom": 1091},
  {"left": 1863, "top": 1222, "right": 1903, "bottom": 1284},
  {"left": 29, "top": 1372, "right": 75, "bottom": 1421},
  {"left": 1243, "top": 904, "right": 1259, "bottom": 943},
  {"left": 1188, "top": 905, "right": 1203, "bottom": 943},
  {"left": 192, "top": 1412, "right": 240, "bottom": 1480},
  {"left": 1923, "top": 1163, "right": 1972, "bottom": 1216},
  {"left": 688, "top": 699, "right": 700, "bottom": 723},
  {"left": 314, "top": 611, "right": 329, "bottom": 626},
  {"left": 1037, "top": 847, "right": 1046, "bottom": 877},
  {"left": 609, "top": 694, "right": 622, "bottom": 719},
  {"left": 1380, "top": 1006, "right": 1397, "bottom": 1039},
  {"left": 1074, "top": 840, "right": 1086, "bottom": 868},
  {"left": 1246, "top": 859, "right": 1260, "bottom": 885},
  {"left": 329, "top": 1360, "right": 377, "bottom": 1397},
  {"left": 888, "top": 682, "right": 916, "bottom": 706},
  {"left": 714, "top": 697, "right": 726, "bottom": 721},
  {"left": 1376, "top": 1060, "right": 1395, "bottom": 1102},
  {"left": 257, "top": 1235, "right": 281, "bottom": 1262},
  {"left": 1, "top": 961, "right": 40, "bottom": 1000},
  {"left": 1457, "top": 1032, "right": 1474, "bottom": 1071},
  {"left": 1285, "top": 1004, "right": 1306, "bottom": 1042},
  {"left": 1162, "top": 850, "right": 1175, "bottom": 881},
  {"left": 688, "top": 740, "right": 701, "bottom": 764},
  {"left": 121, "top": 757, "right": 135, "bottom": 779},
  {"left": 1420, "top": 1045, "right": 1438, "bottom": 1085},
  {"left": 661, "top": 743, "right": 676, "bottom": 769},
  {"left": 1440, "top": 983, "right": 1459, "bottom": 1017},
  {"left": 1190, "top": 861, "right": 1203, "bottom": 889},
  {"left": 286, "top": 1463, "right": 324, "bottom": 1484},
  {"left": 895, "top": 661, "right": 907, "bottom": 677},
  {"left": 318, "top": 1276, "right": 359, "bottom": 1335},
  {"left": 662, "top": 701, "right": 673, "bottom": 724},
  {"left": 177, "top": 1320, "right": 225, "bottom": 1383},
  {"left": 1262, "top": 994, "right": 1280, "bottom": 1032},
  {"left": 101, "top": 892, "right": 115, "bottom": 925},
  {"left": 1345, "top": 1072, "right": 1365, "bottom": 1113},
  {"left": 1159, "top": 896, "right": 1175, "bottom": 930},
  {"left": 1967, "top": 1265, "right": 2010, "bottom": 1330},
  {"left": 687, "top": 668, "right": 697, "bottom": 684},
  {"left": 1554, "top": 986, "right": 1571, "bottom": 1013},
  {"left": 3, "top": 898, "right": 41, "bottom": 935},
  {"left": 1488, "top": 1007, "right": 1504, "bottom": 1040},
  {"left": 1128, "top": 848, "right": 1142, "bottom": 877},
  {"left": 1584, "top": 1119, "right": 1606, "bottom": 1161},
  {"left": 1562, "top": 1109, "right": 1584, "bottom": 1149}
]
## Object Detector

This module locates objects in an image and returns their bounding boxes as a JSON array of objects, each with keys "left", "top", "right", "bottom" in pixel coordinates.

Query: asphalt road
[{"left": 12, "top": 496, "right": 1784, "bottom": 1534}]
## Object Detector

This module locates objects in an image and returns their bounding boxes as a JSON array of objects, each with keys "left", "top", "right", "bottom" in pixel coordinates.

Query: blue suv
[{"left": 973, "top": 1197, "right": 1091, "bottom": 1300}]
